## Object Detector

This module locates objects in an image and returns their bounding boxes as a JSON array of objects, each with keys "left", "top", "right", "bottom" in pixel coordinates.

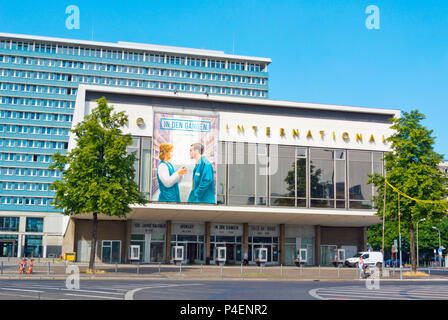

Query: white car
[{"left": 345, "top": 251, "right": 383, "bottom": 268}]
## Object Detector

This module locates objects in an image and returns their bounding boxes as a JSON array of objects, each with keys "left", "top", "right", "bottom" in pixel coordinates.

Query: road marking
[
  {"left": 64, "top": 293, "right": 123, "bottom": 300},
  {"left": 124, "top": 283, "right": 204, "bottom": 300},
  {"left": 309, "top": 285, "right": 448, "bottom": 300},
  {"left": 0, "top": 287, "right": 43, "bottom": 293}
]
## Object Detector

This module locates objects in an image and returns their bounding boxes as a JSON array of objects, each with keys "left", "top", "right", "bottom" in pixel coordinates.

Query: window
[
  {"left": 0, "top": 217, "right": 19, "bottom": 232},
  {"left": 24, "top": 235, "right": 43, "bottom": 257},
  {"left": 348, "top": 151, "right": 374, "bottom": 209},
  {"left": 26, "top": 217, "right": 44, "bottom": 232}
]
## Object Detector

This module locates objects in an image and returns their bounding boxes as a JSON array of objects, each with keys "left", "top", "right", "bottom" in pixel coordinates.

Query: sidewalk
[{"left": 1, "top": 262, "right": 447, "bottom": 281}]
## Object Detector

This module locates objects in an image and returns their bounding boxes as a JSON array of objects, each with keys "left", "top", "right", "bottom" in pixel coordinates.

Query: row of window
[
  {"left": 0, "top": 95, "right": 75, "bottom": 109},
  {"left": 0, "top": 55, "right": 267, "bottom": 85},
  {"left": 0, "top": 68, "right": 267, "bottom": 98},
  {"left": 0, "top": 139, "right": 67, "bottom": 150},
  {"left": 1, "top": 182, "right": 50, "bottom": 192},
  {"left": 0, "top": 216, "right": 43, "bottom": 232},
  {"left": 0, "top": 153, "right": 52, "bottom": 163},
  {"left": 0, "top": 110, "right": 73, "bottom": 122},
  {"left": 1, "top": 167, "right": 61, "bottom": 178},
  {"left": 0, "top": 124, "right": 69, "bottom": 136},
  {"left": 0, "top": 196, "right": 49, "bottom": 206},
  {"left": 0, "top": 82, "right": 77, "bottom": 95},
  {"left": 1, "top": 40, "right": 265, "bottom": 72}
]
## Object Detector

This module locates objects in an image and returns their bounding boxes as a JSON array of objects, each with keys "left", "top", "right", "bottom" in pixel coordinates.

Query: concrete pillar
[
  {"left": 165, "top": 220, "right": 172, "bottom": 264},
  {"left": 125, "top": 220, "right": 132, "bottom": 263},
  {"left": 362, "top": 227, "right": 367, "bottom": 251},
  {"left": 315, "top": 225, "right": 321, "bottom": 266},
  {"left": 243, "top": 223, "right": 249, "bottom": 259},
  {"left": 205, "top": 222, "right": 211, "bottom": 265},
  {"left": 279, "top": 224, "right": 285, "bottom": 265}
]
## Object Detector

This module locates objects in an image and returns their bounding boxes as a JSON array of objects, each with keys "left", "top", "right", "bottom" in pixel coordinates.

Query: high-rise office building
[{"left": 0, "top": 33, "right": 270, "bottom": 258}]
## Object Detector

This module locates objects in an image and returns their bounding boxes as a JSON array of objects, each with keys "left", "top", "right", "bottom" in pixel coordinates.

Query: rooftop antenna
[{"left": 91, "top": 17, "right": 94, "bottom": 41}]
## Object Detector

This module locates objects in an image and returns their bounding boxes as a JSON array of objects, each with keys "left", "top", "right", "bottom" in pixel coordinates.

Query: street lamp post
[
  {"left": 432, "top": 226, "right": 441, "bottom": 267},
  {"left": 417, "top": 218, "right": 426, "bottom": 268}
]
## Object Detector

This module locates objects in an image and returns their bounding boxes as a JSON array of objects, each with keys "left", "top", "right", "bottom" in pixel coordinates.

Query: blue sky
[{"left": 0, "top": 0, "right": 447, "bottom": 156}]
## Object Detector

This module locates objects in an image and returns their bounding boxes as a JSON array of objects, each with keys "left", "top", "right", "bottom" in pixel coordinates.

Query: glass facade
[
  {"left": 24, "top": 235, "right": 42, "bottom": 257},
  {"left": 0, "top": 216, "right": 19, "bottom": 231},
  {"left": 0, "top": 35, "right": 269, "bottom": 213},
  {"left": 25, "top": 217, "right": 43, "bottom": 232}
]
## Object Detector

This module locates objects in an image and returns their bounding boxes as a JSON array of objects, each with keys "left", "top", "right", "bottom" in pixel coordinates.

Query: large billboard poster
[{"left": 151, "top": 112, "right": 218, "bottom": 204}]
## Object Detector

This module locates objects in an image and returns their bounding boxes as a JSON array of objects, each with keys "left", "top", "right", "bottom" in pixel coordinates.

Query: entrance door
[
  {"left": 320, "top": 245, "right": 337, "bottom": 266},
  {"left": 0, "top": 241, "right": 15, "bottom": 257},
  {"left": 226, "top": 244, "right": 234, "bottom": 264},
  {"left": 101, "top": 240, "right": 121, "bottom": 264},
  {"left": 187, "top": 243, "right": 197, "bottom": 264}
]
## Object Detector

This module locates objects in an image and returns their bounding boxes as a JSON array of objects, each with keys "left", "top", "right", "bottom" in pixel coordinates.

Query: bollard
[
  {"left": 240, "top": 263, "right": 243, "bottom": 277},
  {"left": 1, "top": 262, "right": 3, "bottom": 275},
  {"left": 137, "top": 262, "right": 140, "bottom": 275},
  {"left": 115, "top": 264, "right": 117, "bottom": 273},
  {"left": 318, "top": 265, "right": 320, "bottom": 278},
  {"left": 300, "top": 264, "right": 303, "bottom": 278},
  {"left": 220, "top": 265, "right": 223, "bottom": 279},
  {"left": 280, "top": 264, "right": 283, "bottom": 277},
  {"left": 47, "top": 262, "right": 50, "bottom": 275},
  {"left": 180, "top": 262, "right": 182, "bottom": 274},
  {"left": 159, "top": 263, "right": 161, "bottom": 274}
]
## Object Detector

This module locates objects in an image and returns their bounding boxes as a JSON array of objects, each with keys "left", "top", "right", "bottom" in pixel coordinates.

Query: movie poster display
[{"left": 151, "top": 112, "right": 217, "bottom": 204}]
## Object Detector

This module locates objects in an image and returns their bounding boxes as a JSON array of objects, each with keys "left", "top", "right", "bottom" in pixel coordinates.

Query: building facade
[
  {"left": 0, "top": 33, "right": 270, "bottom": 258},
  {"left": 63, "top": 85, "right": 399, "bottom": 266}
]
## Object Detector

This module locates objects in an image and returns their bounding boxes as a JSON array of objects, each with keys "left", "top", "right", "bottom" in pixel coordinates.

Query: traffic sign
[{"left": 439, "top": 248, "right": 443, "bottom": 255}]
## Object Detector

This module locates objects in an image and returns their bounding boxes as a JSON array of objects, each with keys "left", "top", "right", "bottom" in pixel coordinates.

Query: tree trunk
[
  {"left": 409, "top": 221, "right": 416, "bottom": 273},
  {"left": 89, "top": 212, "right": 98, "bottom": 271}
]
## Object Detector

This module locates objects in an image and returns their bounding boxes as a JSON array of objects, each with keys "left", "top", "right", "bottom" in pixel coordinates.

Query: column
[
  {"left": 205, "top": 222, "right": 211, "bottom": 265},
  {"left": 43, "top": 234, "right": 47, "bottom": 258},
  {"left": 125, "top": 220, "right": 132, "bottom": 263},
  {"left": 165, "top": 220, "right": 172, "bottom": 264},
  {"left": 243, "top": 223, "right": 249, "bottom": 258},
  {"left": 279, "top": 224, "right": 285, "bottom": 265},
  {"left": 362, "top": 227, "right": 367, "bottom": 251},
  {"left": 315, "top": 225, "right": 321, "bottom": 266}
]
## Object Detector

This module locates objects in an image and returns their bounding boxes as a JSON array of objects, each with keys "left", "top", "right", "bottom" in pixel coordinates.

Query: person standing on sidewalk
[
  {"left": 358, "top": 256, "right": 364, "bottom": 278},
  {"left": 243, "top": 252, "right": 249, "bottom": 266}
]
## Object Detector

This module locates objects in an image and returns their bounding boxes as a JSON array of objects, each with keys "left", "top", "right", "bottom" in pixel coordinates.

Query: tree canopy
[{"left": 50, "top": 97, "right": 147, "bottom": 216}]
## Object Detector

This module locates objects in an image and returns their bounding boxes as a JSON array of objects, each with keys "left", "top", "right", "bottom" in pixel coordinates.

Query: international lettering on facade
[{"left": 226, "top": 124, "right": 387, "bottom": 144}]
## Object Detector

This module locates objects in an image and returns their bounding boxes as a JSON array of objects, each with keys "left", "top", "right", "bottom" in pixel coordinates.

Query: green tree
[
  {"left": 369, "top": 110, "right": 448, "bottom": 272},
  {"left": 50, "top": 97, "right": 147, "bottom": 270}
]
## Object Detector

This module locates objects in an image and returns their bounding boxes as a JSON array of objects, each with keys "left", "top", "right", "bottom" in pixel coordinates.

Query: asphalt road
[{"left": 0, "top": 279, "right": 447, "bottom": 300}]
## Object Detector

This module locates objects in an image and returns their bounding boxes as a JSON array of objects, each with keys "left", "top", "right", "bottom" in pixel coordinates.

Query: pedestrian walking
[
  {"left": 358, "top": 255, "right": 364, "bottom": 278},
  {"left": 243, "top": 252, "right": 249, "bottom": 266}
]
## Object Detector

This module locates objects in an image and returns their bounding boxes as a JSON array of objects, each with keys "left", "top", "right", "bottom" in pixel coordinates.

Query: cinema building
[{"left": 62, "top": 84, "right": 399, "bottom": 266}]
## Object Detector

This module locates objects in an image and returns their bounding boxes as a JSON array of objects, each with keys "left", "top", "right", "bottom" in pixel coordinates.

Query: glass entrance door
[
  {"left": 0, "top": 240, "right": 16, "bottom": 257},
  {"left": 320, "top": 245, "right": 337, "bottom": 266},
  {"left": 102, "top": 240, "right": 121, "bottom": 264}
]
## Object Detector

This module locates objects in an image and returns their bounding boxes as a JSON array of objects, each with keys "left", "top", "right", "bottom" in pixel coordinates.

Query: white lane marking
[
  {"left": 64, "top": 293, "right": 123, "bottom": 300},
  {"left": 16, "top": 285, "right": 124, "bottom": 295},
  {"left": 0, "top": 287, "right": 43, "bottom": 293},
  {"left": 124, "top": 283, "right": 204, "bottom": 300},
  {"left": 309, "top": 285, "right": 448, "bottom": 300}
]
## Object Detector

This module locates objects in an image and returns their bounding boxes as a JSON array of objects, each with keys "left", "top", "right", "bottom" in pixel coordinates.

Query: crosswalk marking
[{"left": 310, "top": 285, "right": 448, "bottom": 300}]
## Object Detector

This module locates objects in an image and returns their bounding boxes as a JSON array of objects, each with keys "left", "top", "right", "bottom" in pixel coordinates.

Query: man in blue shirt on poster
[{"left": 188, "top": 143, "right": 215, "bottom": 204}]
